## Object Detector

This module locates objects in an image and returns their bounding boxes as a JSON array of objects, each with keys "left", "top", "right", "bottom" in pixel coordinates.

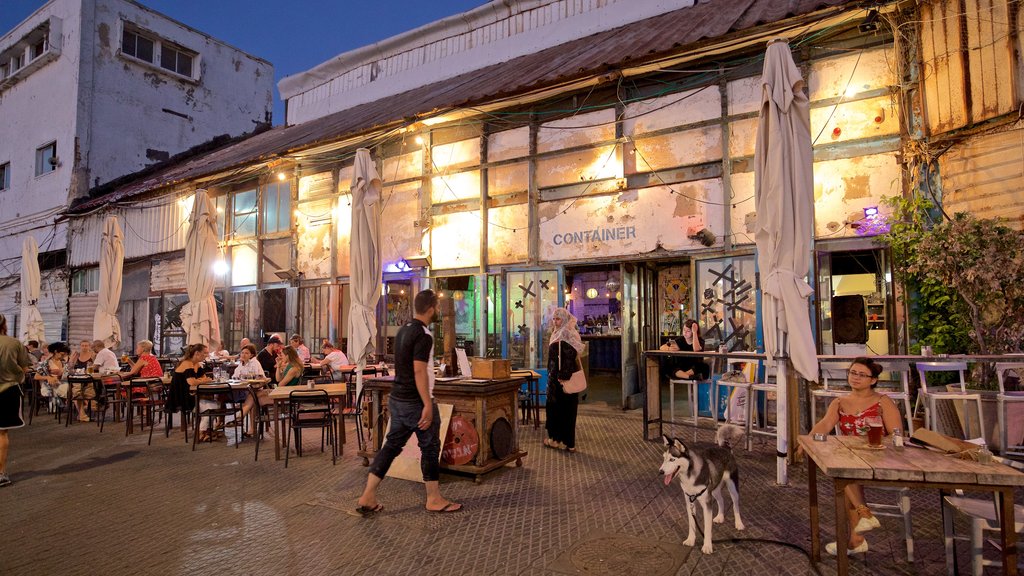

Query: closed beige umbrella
[
  {"left": 181, "top": 189, "right": 222, "bottom": 350},
  {"left": 93, "top": 216, "right": 123, "bottom": 349},
  {"left": 754, "top": 39, "right": 819, "bottom": 484},
  {"left": 348, "top": 148, "right": 382, "bottom": 396},
  {"left": 20, "top": 236, "right": 45, "bottom": 344}
]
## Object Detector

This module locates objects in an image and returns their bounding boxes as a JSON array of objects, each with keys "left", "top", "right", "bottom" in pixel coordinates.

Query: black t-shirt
[
  {"left": 391, "top": 319, "right": 433, "bottom": 403},
  {"left": 256, "top": 348, "right": 276, "bottom": 383}
]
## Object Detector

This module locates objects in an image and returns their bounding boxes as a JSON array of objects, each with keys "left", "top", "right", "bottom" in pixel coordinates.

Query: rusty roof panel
[{"left": 72, "top": 0, "right": 855, "bottom": 212}]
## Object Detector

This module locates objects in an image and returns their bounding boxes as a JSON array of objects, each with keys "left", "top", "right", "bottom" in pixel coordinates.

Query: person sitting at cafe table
[
  {"left": 311, "top": 341, "right": 348, "bottom": 377},
  {"left": 658, "top": 319, "right": 710, "bottom": 380},
  {"left": 91, "top": 340, "right": 120, "bottom": 374},
  {"left": 234, "top": 344, "right": 269, "bottom": 437},
  {"left": 68, "top": 340, "right": 94, "bottom": 371},
  {"left": 168, "top": 343, "right": 223, "bottom": 441},
  {"left": 257, "top": 335, "right": 283, "bottom": 383},
  {"left": 801, "top": 356, "right": 903, "bottom": 556},
  {"left": 275, "top": 346, "right": 304, "bottom": 387},
  {"left": 238, "top": 338, "right": 252, "bottom": 354},
  {"left": 233, "top": 344, "right": 264, "bottom": 380},
  {"left": 290, "top": 334, "right": 311, "bottom": 363},
  {"left": 26, "top": 340, "right": 43, "bottom": 362},
  {"left": 119, "top": 340, "right": 163, "bottom": 380},
  {"left": 36, "top": 341, "right": 71, "bottom": 404}
]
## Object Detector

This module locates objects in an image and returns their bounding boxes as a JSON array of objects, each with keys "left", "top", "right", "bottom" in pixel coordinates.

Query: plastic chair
[
  {"left": 943, "top": 457, "right": 1024, "bottom": 575},
  {"left": 191, "top": 384, "right": 243, "bottom": 450},
  {"left": 994, "top": 362, "right": 1024, "bottom": 457},
  {"left": 285, "top": 389, "right": 336, "bottom": 467},
  {"left": 916, "top": 362, "right": 984, "bottom": 440}
]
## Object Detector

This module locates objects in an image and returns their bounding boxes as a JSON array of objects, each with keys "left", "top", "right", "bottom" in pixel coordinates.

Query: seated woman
[
  {"left": 310, "top": 341, "right": 349, "bottom": 379},
  {"left": 234, "top": 344, "right": 269, "bottom": 437},
  {"left": 168, "top": 344, "right": 215, "bottom": 439},
  {"left": 804, "top": 356, "right": 903, "bottom": 555},
  {"left": 36, "top": 341, "right": 71, "bottom": 407},
  {"left": 289, "top": 335, "right": 311, "bottom": 363},
  {"left": 68, "top": 339, "right": 95, "bottom": 372},
  {"left": 659, "top": 319, "right": 710, "bottom": 380},
  {"left": 119, "top": 340, "right": 163, "bottom": 380},
  {"left": 275, "top": 346, "right": 304, "bottom": 387}
]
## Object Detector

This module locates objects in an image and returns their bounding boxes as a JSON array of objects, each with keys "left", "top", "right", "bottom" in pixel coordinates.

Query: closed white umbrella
[
  {"left": 348, "top": 148, "right": 382, "bottom": 397},
  {"left": 754, "top": 39, "right": 819, "bottom": 484},
  {"left": 93, "top": 216, "right": 124, "bottom": 349},
  {"left": 20, "top": 236, "right": 45, "bottom": 344},
  {"left": 181, "top": 189, "right": 222, "bottom": 351}
]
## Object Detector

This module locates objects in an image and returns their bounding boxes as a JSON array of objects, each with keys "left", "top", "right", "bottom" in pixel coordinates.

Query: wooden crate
[{"left": 471, "top": 358, "right": 511, "bottom": 380}]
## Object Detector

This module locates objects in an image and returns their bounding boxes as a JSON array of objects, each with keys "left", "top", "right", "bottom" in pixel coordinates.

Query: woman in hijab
[{"left": 545, "top": 307, "right": 584, "bottom": 452}]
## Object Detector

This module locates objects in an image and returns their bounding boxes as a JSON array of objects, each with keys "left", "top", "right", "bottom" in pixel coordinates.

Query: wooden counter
[{"left": 359, "top": 376, "right": 527, "bottom": 482}]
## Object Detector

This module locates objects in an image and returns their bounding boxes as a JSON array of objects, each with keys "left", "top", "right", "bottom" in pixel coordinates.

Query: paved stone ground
[{"left": 1, "top": 399, "right": 1019, "bottom": 576}]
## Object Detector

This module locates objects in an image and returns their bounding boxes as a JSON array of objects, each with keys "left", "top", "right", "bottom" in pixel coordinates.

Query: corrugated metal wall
[
  {"left": 0, "top": 270, "right": 67, "bottom": 344},
  {"left": 68, "top": 294, "right": 98, "bottom": 347},
  {"left": 940, "top": 128, "right": 1024, "bottom": 228},
  {"left": 920, "top": 0, "right": 1017, "bottom": 135},
  {"left": 68, "top": 199, "right": 191, "bottom": 267}
]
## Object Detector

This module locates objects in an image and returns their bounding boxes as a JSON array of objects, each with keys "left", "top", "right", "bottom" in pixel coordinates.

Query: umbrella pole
[{"left": 776, "top": 357, "right": 789, "bottom": 486}]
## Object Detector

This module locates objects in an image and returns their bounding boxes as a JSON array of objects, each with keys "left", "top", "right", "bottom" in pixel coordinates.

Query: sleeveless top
[
  {"left": 837, "top": 401, "right": 882, "bottom": 436},
  {"left": 279, "top": 364, "right": 303, "bottom": 387}
]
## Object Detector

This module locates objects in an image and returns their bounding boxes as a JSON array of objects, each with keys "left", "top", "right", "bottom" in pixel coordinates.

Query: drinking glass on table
[{"left": 866, "top": 417, "right": 884, "bottom": 447}]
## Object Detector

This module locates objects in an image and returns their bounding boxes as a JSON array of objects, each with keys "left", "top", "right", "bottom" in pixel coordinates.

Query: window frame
[
  {"left": 260, "top": 180, "right": 292, "bottom": 236},
  {"left": 35, "top": 142, "right": 56, "bottom": 177},
  {"left": 231, "top": 188, "right": 258, "bottom": 239},
  {"left": 29, "top": 38, "right": 47, "bottom": 61},
  {"left": 119, "top": 22, "right": 199, "bottom": 82},
  {"left": 71, "top": 268, "right": 100, "bottom": 295},
  {"left": 0, "top": 162, "right": 9, "bottom": 191}
]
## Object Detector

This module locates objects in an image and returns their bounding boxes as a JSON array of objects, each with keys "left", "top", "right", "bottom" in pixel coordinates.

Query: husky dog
[{"left": 659, "top": 425, "right": 745, "bottom": 554}]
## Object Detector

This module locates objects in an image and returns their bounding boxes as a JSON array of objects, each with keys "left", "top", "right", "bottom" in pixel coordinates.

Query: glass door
[{"left": 505, "top": 270, "right": 561, "bottom": 370}]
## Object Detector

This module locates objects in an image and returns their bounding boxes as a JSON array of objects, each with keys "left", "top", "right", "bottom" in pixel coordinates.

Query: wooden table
[
  {"left": 360, "top": 376, "right": 527, "bottom": 482},
  {"left": 799, "top": 434, "right": 1024, "bottom": 575},
  {"left": 267, "top": 383, "right": 347, "bottom": 461}
]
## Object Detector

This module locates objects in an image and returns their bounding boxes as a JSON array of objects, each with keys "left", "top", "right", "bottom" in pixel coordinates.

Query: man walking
[
  {"left": 0, "top": 314, "right": 32, "bottom": 487},
  {"left": 355, "top": 289, "right": 462, "bottom": 515}
]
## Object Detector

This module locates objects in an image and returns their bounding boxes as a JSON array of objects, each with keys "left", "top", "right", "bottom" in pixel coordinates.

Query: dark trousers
[
  {"left": 545, "top": 381, "right": 579, "bottom": 449},
  {"left": 369, "top": 396, "right": 442, "bottom": 482}
]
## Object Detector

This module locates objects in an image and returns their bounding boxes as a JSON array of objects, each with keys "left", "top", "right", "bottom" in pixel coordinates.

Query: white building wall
[
  {"left": 0, "top": 0, "right": 83, "bottom": 263},
  {"left": 280, "top": 0, "right": 695, "bottom": 125},
  {"left": 84, "top": 0, "right": 274, "bottom": 188}
]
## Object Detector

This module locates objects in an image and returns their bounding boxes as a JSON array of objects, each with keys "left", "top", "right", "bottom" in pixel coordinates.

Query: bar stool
[
  {"left": 714, "top": 358, "right": 772, "bottom": 451},
  {"left": 994, "top": 362, "right": 1024, "bottom": 457},
  {"left": 916, "top": 361, "right": 984, "bottom": 439},
  {"left": 809, "top": 361, "right": 852, "bottom": 427}
]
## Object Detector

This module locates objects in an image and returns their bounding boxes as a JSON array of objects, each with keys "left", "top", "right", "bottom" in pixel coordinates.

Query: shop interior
[
  {"left": 818, "top": 249, "right": 892, "bottom": 355},
  {"left": 565, "top": 265, "right": 622, "bottom": 405}
]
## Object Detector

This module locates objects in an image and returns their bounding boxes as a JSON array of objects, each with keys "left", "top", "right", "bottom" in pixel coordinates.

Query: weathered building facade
[
  {"left": 0, "top": 0, "right": 273, "bottom": 344},
  {"left": 61, "top": 0, "right": 1024, "bottom": 406}
]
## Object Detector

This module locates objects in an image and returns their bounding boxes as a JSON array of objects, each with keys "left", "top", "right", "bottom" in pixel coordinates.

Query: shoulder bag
[{"left": 558, "top": 343, "right": 587, "bottom": 394}]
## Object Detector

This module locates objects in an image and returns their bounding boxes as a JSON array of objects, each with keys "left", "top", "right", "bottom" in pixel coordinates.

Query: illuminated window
[{"left": 261, "top": 181, "right": 291, "bottom": 235}]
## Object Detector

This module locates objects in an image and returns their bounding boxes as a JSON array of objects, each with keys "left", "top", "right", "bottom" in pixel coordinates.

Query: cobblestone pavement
[{"left": 1, "top": 401, "right": 1018, "bottom": 575}]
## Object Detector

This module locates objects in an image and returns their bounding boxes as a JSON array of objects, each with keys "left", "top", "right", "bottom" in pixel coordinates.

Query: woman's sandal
[{"left": 853, "top": 505, "right": 881, "bottom": 533}]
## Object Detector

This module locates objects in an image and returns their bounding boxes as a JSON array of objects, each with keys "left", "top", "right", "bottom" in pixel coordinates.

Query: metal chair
[
  {"left": 123, "top": 378, "right": 163, "bottom": 438},
  {"left": 810, "top": 361, "right": 851, "bottom": 428},
  {"left": 994, "top": 362, "right": 1024, "bottom": 457},
  {"left": 943, "top": 457, "right": 1024, "bottom": 575},
  {"left": 285, "top": 389, "right": 336, "bottom": 467},
  {"left": 65, "top": 374, "right": 98, "bottom": 427},
  {"left": 916, "top": 362, "right": 984, "bottom": 440},
  {"left": 191, "top": 384, "right": 243, "bottom": 450},
  {"left": 714, "top": 358, "right": 773, "bottom": 451}
]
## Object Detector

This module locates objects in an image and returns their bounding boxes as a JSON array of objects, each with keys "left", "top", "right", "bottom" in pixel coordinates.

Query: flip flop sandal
[
  {"left": 348, "top": 503, "right": 384, "bottom": 518},
  {"left": 428, "top": 503, "right": 462, "bottom": 513}
]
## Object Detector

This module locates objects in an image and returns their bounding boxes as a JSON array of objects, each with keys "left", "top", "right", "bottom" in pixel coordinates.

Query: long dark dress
[
  {"left": 545, "top": 341, "right": 580, "bottom": 449},
  {"left": 167, "top": 367, "right": 198, "bottom": 414},
  {"left": 664, "top": 337, "right": 710, "bottom": 380}
]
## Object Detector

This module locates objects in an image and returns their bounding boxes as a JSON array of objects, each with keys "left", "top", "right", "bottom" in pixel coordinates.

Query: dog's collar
[{"left": 687, "top": 485, "right": 708, "bottom": 503}]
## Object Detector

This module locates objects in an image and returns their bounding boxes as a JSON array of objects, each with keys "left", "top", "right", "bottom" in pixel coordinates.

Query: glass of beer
[{"left": 866, "top": 417, "right": 885, "bottom": 447}]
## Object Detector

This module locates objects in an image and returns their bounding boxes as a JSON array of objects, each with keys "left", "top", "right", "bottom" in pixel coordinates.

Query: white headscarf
[{"left": 550, "top": 308, "right": 584, "bottom": 354}]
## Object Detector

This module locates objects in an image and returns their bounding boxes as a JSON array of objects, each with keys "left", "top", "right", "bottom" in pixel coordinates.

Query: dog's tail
[{"left": 716, "top": 423, "right": 745, "bottom": 450}]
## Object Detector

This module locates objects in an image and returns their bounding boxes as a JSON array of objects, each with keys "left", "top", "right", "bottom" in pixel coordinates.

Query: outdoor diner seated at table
[
  {"left": 167, "top": 344, "right": 211, "bottom": 428},
  {"left": 290, "top": 335, "right": 311, "bottom": 363},
  {"left": 310, "top": 341, "right": 348, "bottom": 375},
  {"left": 91, "top": 340, "right": 120, "bottom": 374},
  {"left": 658, "top": 319, "right": 710, "bottom": 380},
  {"left": 35, "top": 342, "right": 71, "bottom": 404},
  {"left": 275, "top": 346, "right": 304, "bottom": 387},
  {"left": 257, "top": 335, "right": 283, "bottom": 383},
  {"left": 68, "top": 340, "right": 94, "bottom": 371},
  {"left": 801, "top": 356, "right": 903, "bottom": 555},
  {"left": 119, "top": 340, "right": 163, "bottom": 380},
  {"left": 235, "top": 345, "right": 270, "bottom": 436}
]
